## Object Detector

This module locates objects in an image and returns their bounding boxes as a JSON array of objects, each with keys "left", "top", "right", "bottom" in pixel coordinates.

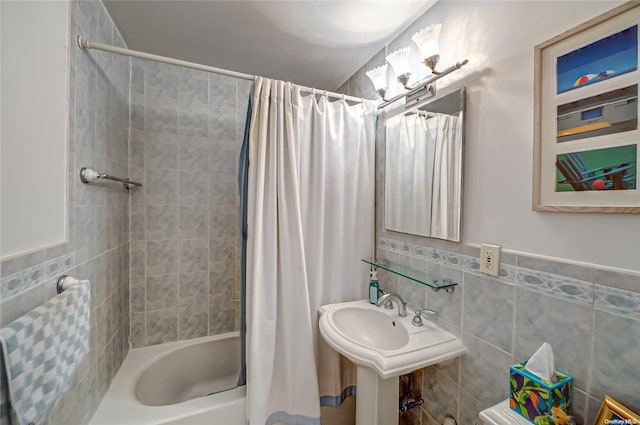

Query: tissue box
[{"left": 509, "top": 361, "right": 573, "bottom": 425}]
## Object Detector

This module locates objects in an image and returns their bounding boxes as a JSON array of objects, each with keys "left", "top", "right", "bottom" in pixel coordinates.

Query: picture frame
[
  {"left": 533, "top": 2, "right": 640, "bottom": 213},
  {"left": 593, "top": 395, "right": 640, "bottom": 425}
]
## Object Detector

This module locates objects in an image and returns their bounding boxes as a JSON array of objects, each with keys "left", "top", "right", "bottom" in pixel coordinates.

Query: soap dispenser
[{"left": 368, "top": 271, "right": 379, "bottom": 304}]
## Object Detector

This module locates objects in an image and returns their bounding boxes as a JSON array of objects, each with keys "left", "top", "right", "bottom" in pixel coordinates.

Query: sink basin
[
  {"left": 319, "top": 300, "right": 466, "bottom": 378},
  {"left": 332, "top": 307, "right": 409, "bottom": 350}
]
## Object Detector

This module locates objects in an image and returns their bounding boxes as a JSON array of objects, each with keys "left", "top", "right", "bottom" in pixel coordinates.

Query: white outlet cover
[{"left": 480, "top": 244, "right": 501, "bottom": 277}]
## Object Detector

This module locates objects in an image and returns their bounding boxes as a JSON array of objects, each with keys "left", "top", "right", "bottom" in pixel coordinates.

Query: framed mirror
[{"left": 384, "top": 87, "right": 465, "bottom": 241}]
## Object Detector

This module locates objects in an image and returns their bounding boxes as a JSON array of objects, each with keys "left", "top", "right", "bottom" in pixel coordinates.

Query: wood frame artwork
[
  {"left": 593, "top": 395, "right": 640, "bottom": 425},
  {"left": 533, "top": 2, "right": 640, "bottom": 213}
]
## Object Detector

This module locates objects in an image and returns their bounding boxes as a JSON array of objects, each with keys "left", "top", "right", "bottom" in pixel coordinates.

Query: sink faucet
[
  {"left": 412, "top": 308, "right": 437, "bottom": 327},
  {"left": 376, "top": 291, "right": 408, "bottom": 317}
]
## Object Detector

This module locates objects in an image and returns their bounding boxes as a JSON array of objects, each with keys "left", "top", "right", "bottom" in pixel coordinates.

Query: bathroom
[{"left": 1, "top": 1, "right": 639, "bottom": 425}]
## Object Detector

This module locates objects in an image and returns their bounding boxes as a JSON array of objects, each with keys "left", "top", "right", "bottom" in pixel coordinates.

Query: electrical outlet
[{"left": 480, "top": 243, "right": 501, "bottom": 277}]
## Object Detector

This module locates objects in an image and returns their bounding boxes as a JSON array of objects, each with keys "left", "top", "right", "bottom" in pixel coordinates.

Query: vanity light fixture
[
  {"left": 365, "top": 23, "right": 471, "bottom": 109},
  {"left": 386, "top": 47, "right": 412, "bottom": 88},
  {"left": 365, "top": 64, "right": 388, "bottom": 101},
  {"left": 411, "top": 23, "right": 442, "bottom": 74}
]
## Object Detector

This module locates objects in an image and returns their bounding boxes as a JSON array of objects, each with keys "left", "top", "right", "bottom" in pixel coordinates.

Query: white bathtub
[{"left": 90, "top": 332, "right": 246, "bottom": 425}]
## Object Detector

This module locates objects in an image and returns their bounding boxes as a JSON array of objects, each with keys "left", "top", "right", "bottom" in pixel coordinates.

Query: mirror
[{"left": 384, "top": 87, "right": 465, "bottom": 242}]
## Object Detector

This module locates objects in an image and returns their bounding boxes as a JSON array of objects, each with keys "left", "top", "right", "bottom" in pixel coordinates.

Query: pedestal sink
[{"left": 319, "top": 300, "right": 466, "bottom": 425}]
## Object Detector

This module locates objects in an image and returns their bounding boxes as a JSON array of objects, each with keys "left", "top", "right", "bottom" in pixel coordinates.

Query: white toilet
[{"left": 479, "top": 400, "right": 532, "bottom": 425}]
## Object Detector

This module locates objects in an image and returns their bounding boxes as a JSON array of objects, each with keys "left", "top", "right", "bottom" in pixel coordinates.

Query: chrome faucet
[
  {"left": 412, "top": 308, "right": 437, "bottom": 327},
  {"left": 376, "top": 291, "right": 408, "bottom": 317}
]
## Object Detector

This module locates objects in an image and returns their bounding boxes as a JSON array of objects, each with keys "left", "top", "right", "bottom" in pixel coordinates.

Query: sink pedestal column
[{"left": 355, "top": 366, "right": 398, "bottom": 425}]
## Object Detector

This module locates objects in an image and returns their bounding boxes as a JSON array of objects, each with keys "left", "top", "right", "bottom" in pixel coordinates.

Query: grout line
[
  {"left": 586, "top": 301, "right": 596, "bottom": 396},
  {"left": 511, "top": 281, "right": 517, "bottom": 359}
]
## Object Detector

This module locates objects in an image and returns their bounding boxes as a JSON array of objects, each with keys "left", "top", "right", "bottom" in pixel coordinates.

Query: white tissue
[{"left": 524, "top": 342, "right": 556, "bottom": 382}]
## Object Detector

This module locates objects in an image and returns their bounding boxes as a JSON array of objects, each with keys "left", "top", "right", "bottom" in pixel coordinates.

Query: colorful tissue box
[{"left": 509, "top": 361, "right": 573, "bottom": 425}]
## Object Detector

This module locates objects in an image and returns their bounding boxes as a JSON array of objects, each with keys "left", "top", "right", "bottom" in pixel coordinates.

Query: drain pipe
[{"left": 399, "top": 373, "right": 424, "bottom": 412}]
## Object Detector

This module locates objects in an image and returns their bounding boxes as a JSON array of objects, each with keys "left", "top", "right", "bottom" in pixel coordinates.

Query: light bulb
[
  {"left": 412, "top": 24, "right": 442, "bottom": 73},
  {"left": 365, "top": 64, "right": 388, "bottom": 100},
  {"left": 386, "top": 47, "right": 412, "bottom": 87}
]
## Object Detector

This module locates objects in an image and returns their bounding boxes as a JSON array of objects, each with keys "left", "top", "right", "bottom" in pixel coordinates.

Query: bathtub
[{"left": 89, "top": 332, "right": 246, "bottom": 425}]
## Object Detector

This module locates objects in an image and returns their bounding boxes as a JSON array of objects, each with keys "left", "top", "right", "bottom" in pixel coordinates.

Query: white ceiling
[{"left": 103, "top": 0, "right": 436, "bottom": 90}]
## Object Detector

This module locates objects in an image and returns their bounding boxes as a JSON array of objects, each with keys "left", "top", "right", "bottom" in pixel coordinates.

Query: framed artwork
[
  {"left": 593, "top": 395, "right": 640, "bottom": 425},
  {"left": 533, "top": 2, "right": 640, "bottom": 213}
]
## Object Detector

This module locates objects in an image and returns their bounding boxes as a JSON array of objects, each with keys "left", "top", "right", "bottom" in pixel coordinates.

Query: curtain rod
[{"left": 77, "top": 36, "right": 365, "bottom": 104}]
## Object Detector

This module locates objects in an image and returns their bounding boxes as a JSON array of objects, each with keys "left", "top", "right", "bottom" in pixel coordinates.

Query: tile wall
[
  {"left": 0, "top": 1, "right": 131, "bottom": 424},
  {"left": 127, "top": 58, "right": 251, "bottom": 347},
  {"left": 376, "top": 238, "right": 640, "bottom": 425}
]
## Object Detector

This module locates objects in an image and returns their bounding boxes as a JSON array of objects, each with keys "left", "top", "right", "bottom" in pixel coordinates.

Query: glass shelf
[{"left": 362, "top": 258, "right": 458, "bottom": 293}]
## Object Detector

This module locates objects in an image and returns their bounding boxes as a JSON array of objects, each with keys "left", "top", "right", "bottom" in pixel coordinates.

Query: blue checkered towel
[{"left": 0, "top": 280, "right": 90, "bottom": 425}]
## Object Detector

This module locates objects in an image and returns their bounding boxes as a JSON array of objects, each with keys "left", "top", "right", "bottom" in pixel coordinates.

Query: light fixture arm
[
  {"left": 377, "top": 58, "right": 468, "bottom": 109},
  {"left": 408, "top": 58, "right": 468, "bottom": 91}
]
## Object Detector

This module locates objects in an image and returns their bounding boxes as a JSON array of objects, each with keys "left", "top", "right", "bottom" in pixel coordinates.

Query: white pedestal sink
[{"left": 319, "top": 300, "right": 466, "bottom": 425}]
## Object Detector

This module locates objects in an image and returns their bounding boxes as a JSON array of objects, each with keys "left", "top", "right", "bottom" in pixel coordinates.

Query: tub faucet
[{"left": 376, "top": 291, "right": 408, "bottom": 317}]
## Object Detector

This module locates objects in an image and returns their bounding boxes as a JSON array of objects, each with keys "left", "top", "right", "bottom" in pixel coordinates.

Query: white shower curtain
[
  {"left": 246, "top": 77, "right": 375, "bottom": 425},
  {"left": 385, "top": 113, "right": 434, "bottom": 236},
  {"left": 429, "top": 114, "right": 462, "bottom": 241}
]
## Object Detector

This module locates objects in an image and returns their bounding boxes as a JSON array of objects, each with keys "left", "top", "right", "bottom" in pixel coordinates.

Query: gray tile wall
[
  {"left": 374, "top": 239, "right": 640, "bottom": 425},
  {"left": 337, "top": 27, "right": 640, "bottom": 425},
  {"left": 0, "top": 1, "right": 131, "bottom": 424},
  {"left": 127, "top": 59, "right": 251, "bottom": 347}
]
